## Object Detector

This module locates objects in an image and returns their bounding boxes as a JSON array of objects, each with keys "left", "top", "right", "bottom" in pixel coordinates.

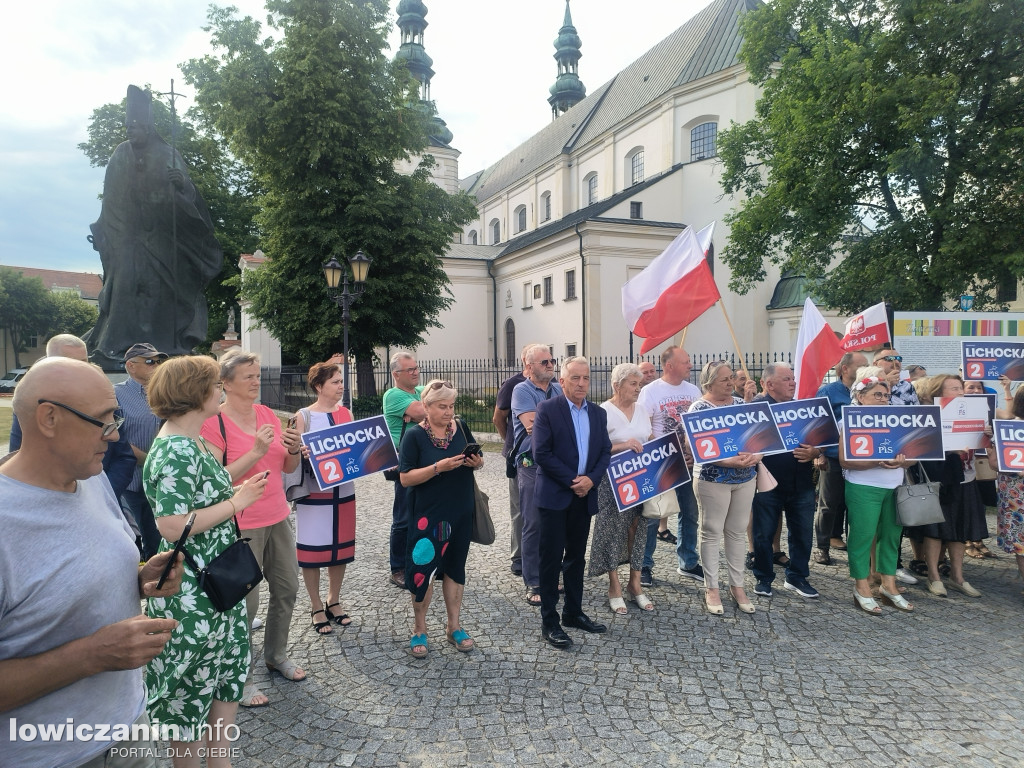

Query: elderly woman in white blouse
[{"left": 588, "top": 363, "right": 655, "bottom": 614}]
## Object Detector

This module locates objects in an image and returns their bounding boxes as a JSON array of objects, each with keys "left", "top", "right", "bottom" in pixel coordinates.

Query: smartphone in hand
[
  {"left": 462, "top": 443, "right": 481, "bottom": 458},
  {"left": 156, "top": 511, "right": 196, "bottom": 589}
]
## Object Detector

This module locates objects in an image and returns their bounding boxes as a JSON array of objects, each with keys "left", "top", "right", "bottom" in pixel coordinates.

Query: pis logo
[{"left": 850, "top": 315, "right": 865, "bottom": 335}]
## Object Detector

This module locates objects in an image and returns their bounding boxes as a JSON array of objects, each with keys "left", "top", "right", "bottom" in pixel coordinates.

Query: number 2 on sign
[
  {"left": 1004, "top": 448, "right": 1024, "bottom": 469},
  {"left": 850, "top": 435, "right": 874, "bottom": 457},
  {"left": 966, "top": 362, "right": 984, "bottom": 379},
  {"left": 617, "top": 481, "right": 639, "bottom": 506},
  {"left": 697, "top": 437, "right": 720, "bottom": 459},
  {"left": 321, "top": 459, "right": 341, "bottom": 483}
]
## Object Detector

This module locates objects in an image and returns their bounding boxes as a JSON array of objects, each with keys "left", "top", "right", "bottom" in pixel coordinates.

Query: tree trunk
[{"left": 355, "top": 355, "right": 377, "bottom": 399}]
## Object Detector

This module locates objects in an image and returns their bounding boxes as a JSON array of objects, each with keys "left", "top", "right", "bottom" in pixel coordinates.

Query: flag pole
[{"left": 718, "top": 301, "right": 750, "bottom": 379}]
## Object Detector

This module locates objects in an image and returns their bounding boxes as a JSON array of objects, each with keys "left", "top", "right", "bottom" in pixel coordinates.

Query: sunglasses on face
[
  {"left": 877, "top": 355, "right": 902, "bottom": 363},
  {"left": 532, "top": 358, "right": 555, "bottom": 367},
  {"left": 38, "top": 399, "right": 125, "bottom": 438}
]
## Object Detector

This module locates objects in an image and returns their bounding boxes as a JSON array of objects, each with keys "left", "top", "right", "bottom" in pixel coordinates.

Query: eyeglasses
[
  {"left": 38, "top": 399, "right": 125, "bottom": 438},
  {"left": 425, "top": 380, "right": 454, "bottom": 391},
  {"left": 400, "top": 366, "right": 420, "bottom": 374},
  {"left": 877, "top": 355, "right": 903, "bottom": 363},
  {"left": 533, "top": 358, "right": 555, "bottom": 367},
  {"left": 864, "top": 391, "right": 890, "bottom": 401}
]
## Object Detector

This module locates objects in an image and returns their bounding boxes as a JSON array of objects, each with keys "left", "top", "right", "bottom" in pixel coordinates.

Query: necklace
[{"left": 421, "top": 419, "right": 454, "bottom": 449}]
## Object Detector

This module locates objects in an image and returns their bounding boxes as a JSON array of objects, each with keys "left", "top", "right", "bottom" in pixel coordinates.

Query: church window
[
  {"left": 490, "top": 218, "right": 501, "bottom": 244},
  {"left": 629, "top": 149, "right": 645, "bottom": 186},
  {"left": 504, "top": 318, "right": 517, "bottom": 365},
  {"left": 584, "top": 173, "right": 598, "bottom": 205},
  {"left": 691, "top": 122, "right": 718, "bottom": 161},
  {"left": 468, "top": 229, "right": 477, "bottom": 245},
  {"left": 541, "top": 192, "right": 552, "bottom": 222},
  {"left": 630, "top": 201, "right": 643, "bottom": 219},
  {"left": 515, "top": 205, "right": 527, "bottom": 233},
  {"left": 565, "top": 269, "right": 577, "bottom": 300}
]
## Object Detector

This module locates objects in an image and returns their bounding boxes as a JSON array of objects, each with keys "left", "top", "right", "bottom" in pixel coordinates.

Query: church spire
[
  {"left": 395, "top": 0, "right": 453, "bottom": 145},
  {"left": 548, "top": 0, "right": 586, "bottom": 120}
]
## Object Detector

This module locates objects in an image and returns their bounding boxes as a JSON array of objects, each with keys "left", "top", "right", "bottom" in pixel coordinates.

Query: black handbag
[
  {"left": 182, "top": 517, "right": 264, "bottom": 612},
  {"left": 505, "top": 429, "right": 527, "bottom": 479},
  {"left": 383, "top": 419, "right": 409, "bottom": 482}
]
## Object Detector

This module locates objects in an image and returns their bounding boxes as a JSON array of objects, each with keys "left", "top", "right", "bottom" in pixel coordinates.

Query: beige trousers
[
  {"left": 244, "top": 517, "right": 299, "bottom": 667},
  {"left": 694, "top": 475, "right": 756, "bottom": 589}
]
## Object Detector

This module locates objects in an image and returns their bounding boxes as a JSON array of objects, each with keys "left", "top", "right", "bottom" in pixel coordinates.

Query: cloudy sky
[{"left": 0, "top": 0, "right": 711, "bottom": 275}]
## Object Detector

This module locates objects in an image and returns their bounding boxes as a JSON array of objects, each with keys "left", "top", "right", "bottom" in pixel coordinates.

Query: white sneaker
[
  {"left": 895, "top": 568, "right": 919, "bottom": 585},
  {"left": 251, "top": 617, "right": 264, "bottom": 630}
]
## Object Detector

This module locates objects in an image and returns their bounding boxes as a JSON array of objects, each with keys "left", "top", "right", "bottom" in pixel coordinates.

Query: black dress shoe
[
  {"left": 562, "top": 613, "right": 607, "bottom": 634},
  {"left": 542, "top": 625, "right": 573, "bottom": 649}
]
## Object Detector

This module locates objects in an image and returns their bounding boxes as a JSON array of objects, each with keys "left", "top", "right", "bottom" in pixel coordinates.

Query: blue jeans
[
  {"left": 390, "top": 481, "right": 409, "bottom": 572},
  {"left": 641, "top": 481, "right": 700, "bottom": 571},
  {"left": 751, "top": 484, "right": 815, "bottom": 585},
  {"left": 120, "top": 489, "right": 160, "bottom": 559}
]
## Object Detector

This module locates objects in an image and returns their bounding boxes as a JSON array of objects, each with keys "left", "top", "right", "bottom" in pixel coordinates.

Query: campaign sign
[
  {"left": 938, "top": 396, "right": 989, "bottom": 452},
  {"left": 992, "top": 419, "right": 1024, "bottom": 473},
  {"left": 966, "top": 393, "right": 997, "bottom": 455},
  {"left": 681, "top": 401, "right": 786, "bottom": 461},
  {"left": 605, "top": 433, "right": 691, "bottom": 513},
  {"left": 843, "top": 405, "right": 944, "bottom": 460},
  {"left": 962, "top": 340, "right": 1024, "bottom": 381},
  {"left": 302, "top": 415, "right": 398, "bottom": 491},
  {"left": 768, "top": 397, "right": 840, "bottom": 449}
]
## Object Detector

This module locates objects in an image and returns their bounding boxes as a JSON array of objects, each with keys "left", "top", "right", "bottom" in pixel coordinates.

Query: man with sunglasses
[
  {"left": 115, "top": 343, "right": 168, "bottom": 559},
  {"left": 0, "top": 357, "right": 183, "bottom": 768},
  {"left": 873, "top": 348, "right": 920, "bottom": 406},
  {"left": 511, "top": 344, "right": 563, "bottom": 605}
]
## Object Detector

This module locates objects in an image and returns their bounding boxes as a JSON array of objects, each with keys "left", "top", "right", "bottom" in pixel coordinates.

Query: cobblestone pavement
[{"left": 231, "top": 459, "right": 1024, "bottom": 768}]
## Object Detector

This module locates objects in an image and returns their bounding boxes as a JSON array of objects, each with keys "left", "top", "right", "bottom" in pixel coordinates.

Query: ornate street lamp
[{"left": 323, "top": 250, "right": 371, "bottom": 408}]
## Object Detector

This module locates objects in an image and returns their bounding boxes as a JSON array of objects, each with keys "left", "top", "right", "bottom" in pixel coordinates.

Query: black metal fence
[{"left": 259, "top": 351, "right": 796, "bottom": 433}]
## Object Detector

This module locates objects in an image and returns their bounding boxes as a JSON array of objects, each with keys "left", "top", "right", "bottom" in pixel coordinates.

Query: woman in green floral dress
[{"left": 143, "top": 356, "right": 269, "bottom": 766}]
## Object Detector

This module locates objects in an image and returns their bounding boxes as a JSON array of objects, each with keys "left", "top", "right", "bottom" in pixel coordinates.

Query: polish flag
[
  {"left": 622, "top": 222, "right": 719, "bottom": 354},
  {"left": 841, "top": 301, "right": 890, "bottom": 351},
  {"left": 794, "top": 297, "right": 845, "bottom": 399}
]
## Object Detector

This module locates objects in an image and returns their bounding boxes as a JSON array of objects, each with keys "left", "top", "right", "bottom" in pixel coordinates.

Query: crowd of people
[{"left": 3, "top": 336, "right": 1022, "bottom": 767}]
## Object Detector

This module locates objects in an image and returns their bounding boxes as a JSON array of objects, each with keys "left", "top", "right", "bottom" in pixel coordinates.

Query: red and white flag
[
  {"left": 794, "top": 297, "right": 845, "bottom": 399},
  {"left": 622, "top": 222, "right": 718, "bottom": 354},
  {"left": 841, "top": 301, "right": 890, "bottom": 351}
]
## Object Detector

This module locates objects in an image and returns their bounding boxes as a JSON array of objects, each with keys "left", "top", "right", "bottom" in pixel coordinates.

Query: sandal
[
  {"left": 627, "top": 588, "right": 654, "bottom": 611},
  {"left": 324, "top": 602, "right": 352, "bottom": 627},
  {"left": 609, "top": 596, "right": 628, "bottom": 615},
  {"left": 265, "top": 659, "right": 306, "bottom": 681},
  {"left": 977, "top": 543, "right": 996, "bottom": 558},
  {"left": 311, "top": 608, "right": 333, "bottom": 635},
  {"left": 853, "top": 590, "right": 882, "bottom": 616},
  {"left": 878, "top": 587, "right": 914, "bottom": 612},
  {"left": 657, "top": 529, "right": 677, "bottom": 544},
  {"left": 409, "top": 633, "right": 428, "bottom": 659},
  {"left": 525, "top": 586, "right": 542, "bottom": 606},
  {"left": 239, "top": 682, "right": 269, "bottom": 708},
  {"left": 965, "top": 544, "right": 984, "bottom": 559},
  {"left": 447, "top": 628, "right": 474, "bottom": 652},
  {"left": 773, "top": 551, "right": 790, "bottom": 567}
]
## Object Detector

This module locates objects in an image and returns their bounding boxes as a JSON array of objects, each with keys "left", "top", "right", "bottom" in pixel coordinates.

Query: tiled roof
[
  {"left": 4, "top": 266, "right": 103, "bottom": 300},
  {"left": 443, "top": 243, "right": 503, "bottom": 261},
  {"left": 461, "top": 0, "right": 760, "bottom": 200}
]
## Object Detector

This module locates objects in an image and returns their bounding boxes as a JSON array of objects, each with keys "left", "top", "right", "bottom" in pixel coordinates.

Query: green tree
[
  {"left": 78, "top": 94, "right": 262, "bottom": 349},
  {"left": 719, "top": 0, "right": 1024, "bottom": 313},
  {"left": 0, "top": 268, "right": 53, "bottom": 367},
  {"left": 47, "top": 292, "right": 99, "bottom": 339},
  {"left": 182, "top": 0, "right": 477, "bottom": 380}
]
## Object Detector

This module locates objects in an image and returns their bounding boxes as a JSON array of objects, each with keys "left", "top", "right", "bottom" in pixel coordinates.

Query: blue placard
[
  {"left": 768, "top": 397, "right": 840, "bottom": 449},
  {"left": 842, "top": 405, "right": 944, "bottom": 460},
  {"left": 681, "top": 401, "right": 786, "bottom": 462},
  {"left": 301, "top": 414, "right": 399, "bottom": 490},
  {"left": 962, "top": 340, "right": 1024, "bottom": 381},
  {"left": 605, "top": 433, "right": 691, "bottom": 513},
  {"left": 992, "top": 419, "right": 1024, "bottom": 473}
]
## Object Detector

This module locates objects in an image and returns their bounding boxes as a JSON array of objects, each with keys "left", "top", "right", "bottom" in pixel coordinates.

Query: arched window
[
  {"left": 490, "top": 218, "right": 501, "bottom": 244},
  {"left": 690, "top": 122, "right": 718, "bottom": 161},
  {"left": 584, "top": 173, "right": 598, "bottom": 205},
  {"left": 514, "top": 205, "right": 527, "bottom": 233},
  {"left": 504, "top": 318, "right": 516, "bottom": 365},
  {"left": 627, "top": 148, "right": 645, "bottom": 186},
  {"left": 468, "top": 229, "right": 478, "bottom": 245},
  {"left": 541, "top": 191, "right": 552, "bottom": 222}
]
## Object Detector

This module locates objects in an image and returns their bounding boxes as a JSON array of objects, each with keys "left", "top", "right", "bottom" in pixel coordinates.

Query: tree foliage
[
  {"left": 48, "top": 291, "right": 99, "bottom": 339},
  {"left": 719, "top": 0, "right": 1024, "bottom": 312},
  {"left": 78, "top": 94, "right": 262, "bottom": 349},
  {"left": 0, "top": 269, "right": 53, "bottom": 367},
  {"left": 181, "top": 0, "right": 477, "bottom": 369}
]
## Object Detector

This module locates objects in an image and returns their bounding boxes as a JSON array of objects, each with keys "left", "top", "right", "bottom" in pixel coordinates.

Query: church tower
[
  {"left": 395, "top": 0, "right": 454, "bottom": 147},
  {"left": 548, "top": 0, "right": 586, "bottom": 119}
]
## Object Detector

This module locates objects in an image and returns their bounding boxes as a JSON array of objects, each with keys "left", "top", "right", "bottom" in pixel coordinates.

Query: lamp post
[{"left": 323, "top": 250, "right": 371, "bottom": 409}]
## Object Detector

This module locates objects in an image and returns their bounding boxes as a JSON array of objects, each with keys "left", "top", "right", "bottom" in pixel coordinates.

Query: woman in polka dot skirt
[{"left": 398, "top": 380, "right": 484, "bottom": 658}]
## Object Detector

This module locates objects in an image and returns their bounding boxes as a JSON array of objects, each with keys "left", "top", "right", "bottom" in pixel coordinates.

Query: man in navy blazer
[{"left": 532, "top": 357, "right": 612, "bottom": 648}]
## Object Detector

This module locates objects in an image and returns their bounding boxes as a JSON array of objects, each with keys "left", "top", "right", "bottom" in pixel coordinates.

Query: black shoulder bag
[{"left": 383, "top": 418, "right": 409, "bottom": 482}]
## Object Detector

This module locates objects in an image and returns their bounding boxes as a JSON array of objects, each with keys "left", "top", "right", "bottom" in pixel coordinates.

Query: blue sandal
[
  {"left": 447, "top": 628, "right": 474, "bottom": 652},
  {"left": 409, "top": 633, "right": 428, "bottom": 658}
]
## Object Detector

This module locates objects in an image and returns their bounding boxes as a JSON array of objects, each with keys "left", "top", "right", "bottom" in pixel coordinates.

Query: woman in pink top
[{"left": 201, "top": 348, "right": 303, "bottom": 708}]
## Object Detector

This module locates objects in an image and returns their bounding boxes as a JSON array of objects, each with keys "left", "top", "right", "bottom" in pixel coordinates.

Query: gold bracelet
[{"left": 228, "top": 498, "right": 237, "bottom": 516}]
